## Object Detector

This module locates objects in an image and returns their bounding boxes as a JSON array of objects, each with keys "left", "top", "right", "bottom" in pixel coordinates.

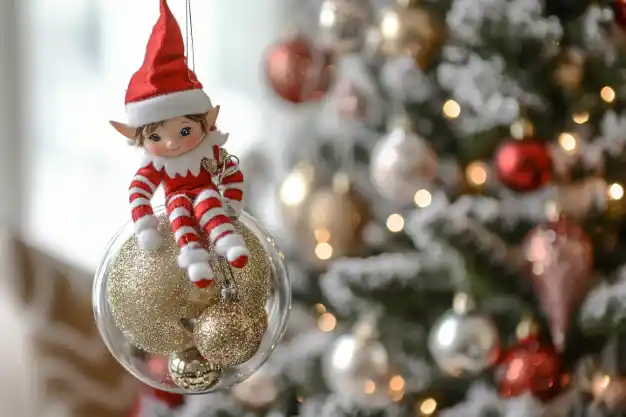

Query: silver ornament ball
[
  {"left": 323, "top": 332, "right": 392, "bottom": 408},
  {"left": 370, "top": 125, "right": 437, "bottom": 204},
  {"left": 428, "top": 310, "right": 500, "bottom": 377}
]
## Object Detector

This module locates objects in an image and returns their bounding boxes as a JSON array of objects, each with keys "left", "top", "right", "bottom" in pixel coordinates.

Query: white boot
[
  {"left": 214, "top": 233, "right": 249, "bottom": 268},
  {"left": 177, "top": 244, "right": 211, "bottom": 268},
  {"left": 187, "top": 262, "right": 214, "bottom": 288}
]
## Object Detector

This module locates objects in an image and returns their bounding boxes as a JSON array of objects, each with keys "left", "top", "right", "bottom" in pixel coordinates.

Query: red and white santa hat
[{"left": 124, "top": 0, "right": 213, "bottom": 128}]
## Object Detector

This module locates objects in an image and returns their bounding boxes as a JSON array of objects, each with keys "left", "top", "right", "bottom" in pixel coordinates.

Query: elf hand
[{"left": 134, "top": 215, "right": 162, "bottom": 251}]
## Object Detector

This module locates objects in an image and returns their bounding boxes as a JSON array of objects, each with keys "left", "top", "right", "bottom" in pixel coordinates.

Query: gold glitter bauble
[
  {"left": 379, "top": 4, "right": 444, "bottom": 70},
  {"left": 107, "top": 214, "right": 271, "bottom": 355},
  {"left": 228, "top": 221, "right": 272, "bottom": 311},
  {"left": 107, "top": 218, "right": 216, "bottom": 355},
  {"left": 194, "top": 302, "right": 267, "bottom": 369},
  {"left": 168, "top": 348, "right": 222, "bottom": 392}
]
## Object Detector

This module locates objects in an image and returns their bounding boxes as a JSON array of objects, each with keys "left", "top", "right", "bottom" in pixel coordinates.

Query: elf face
[{"left": 143, "top": 116, "right": 204, "bottom": 157}]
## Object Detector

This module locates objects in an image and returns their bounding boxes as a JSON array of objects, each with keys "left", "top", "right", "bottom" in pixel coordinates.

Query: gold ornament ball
[
  {"left": 194, "top": 302, "right": 267, "bottom": 370},
  {"left": 379, "top": 4, "right": 444, "bottom": 69},
  {"left": 168, "top": 348, "right": 222, "bottom": 392},
  {"left": 107, "top": 214, "right": 271, "bottom": 355},
  {"left": 553, "top": 48, "right": 584, "bottom": 91},
  {"left": 306, "top": 185, "right": 370, "bottom": 259},
  {"left": 107, "top": 217, "right": 217, "bottom": 355},
  {"left": 227, "top": 220, "right": 273, "bottom": 312}
]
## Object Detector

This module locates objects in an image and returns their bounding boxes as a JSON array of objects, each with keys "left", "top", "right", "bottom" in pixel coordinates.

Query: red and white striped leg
[
  {"left": 166, "top": 193, "right": 213, "bottom": 288},
  {"left": 193, "top": 188, "right": 249, "bottom": 269}
]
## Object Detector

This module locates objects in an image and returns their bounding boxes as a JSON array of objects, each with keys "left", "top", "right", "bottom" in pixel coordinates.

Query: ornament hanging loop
[
  {"left": 184, "top": 0, "right": 196, "bottom": 73},
  {"left": 218, "top": 256, "right": 239, "bottom": 303},
  {"left": 218, "top": 154, "right": 241, "bottom": 184},
  {"left": 452, "top": 292, "right": 475, "bottom": 315}
]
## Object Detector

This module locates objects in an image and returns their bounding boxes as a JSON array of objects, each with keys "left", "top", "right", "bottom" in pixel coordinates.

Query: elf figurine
[{"left": 110, "top": 0, "right": 248, "bottom": 289}]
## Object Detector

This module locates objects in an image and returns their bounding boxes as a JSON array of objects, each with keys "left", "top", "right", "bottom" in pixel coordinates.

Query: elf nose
[{"left": 166, "top": 139, "right": 180, "bottom": 150}]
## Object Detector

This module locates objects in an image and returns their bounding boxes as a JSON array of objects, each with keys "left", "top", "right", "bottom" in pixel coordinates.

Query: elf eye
[
  {"left": 180, "top": 127, "right": 192, "bottom": 137},
  {"left": 148, "top": 134, "right": 161, "bottom": 142}
]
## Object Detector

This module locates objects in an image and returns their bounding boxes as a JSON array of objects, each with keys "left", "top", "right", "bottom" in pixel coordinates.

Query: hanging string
[{"left": 184, "top": 0, "right": 196, "bottom": 73}]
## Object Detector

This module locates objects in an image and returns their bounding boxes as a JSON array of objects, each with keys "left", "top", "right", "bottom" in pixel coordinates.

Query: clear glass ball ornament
[{"left": 93, "top": 206, "right": 291, "bottom": 394}]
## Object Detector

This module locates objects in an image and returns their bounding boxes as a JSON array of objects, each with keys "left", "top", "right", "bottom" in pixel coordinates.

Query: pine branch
[
  {"left": 439, "top": 382, "right": 544, "bottom": 417},
  {"left": 319, "top": 252, "right": 458, "bottom": 318},
  {"left": 580, "top": 266, "right": 626, "bottom": 334},
  {"left": 298, "top": 394, "right": 405, "bottom": 417}
]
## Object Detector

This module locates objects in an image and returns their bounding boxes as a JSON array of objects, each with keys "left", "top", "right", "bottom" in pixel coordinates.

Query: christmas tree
[{"left": 173, "top": 0, "right": 626, "bottom": 416}]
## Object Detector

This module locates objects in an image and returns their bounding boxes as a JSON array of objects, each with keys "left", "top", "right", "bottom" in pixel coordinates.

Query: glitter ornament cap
[{"left": 93, "top": 206, "right": 291, "bottom": 394}]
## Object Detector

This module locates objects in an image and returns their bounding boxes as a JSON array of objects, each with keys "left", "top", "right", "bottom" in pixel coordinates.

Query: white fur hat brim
[{"left": 125, "top": 89, "right": 213, "bottom": 128}]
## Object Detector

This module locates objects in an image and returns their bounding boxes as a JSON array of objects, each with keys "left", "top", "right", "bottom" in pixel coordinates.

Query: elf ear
[
  {"left": 110, "top": 120, "right": 136, "bottom": 141},
  {"left": 204, "top": 105, "right": 221, "bottom": 129}
]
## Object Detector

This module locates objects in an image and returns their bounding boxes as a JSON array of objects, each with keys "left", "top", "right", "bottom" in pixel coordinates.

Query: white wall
[{"left": 0, "top": 0, "right": 21, "bottom": 230}]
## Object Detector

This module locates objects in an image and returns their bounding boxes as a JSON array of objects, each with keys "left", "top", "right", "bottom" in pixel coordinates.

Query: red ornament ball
[
  {"left": 496, "top": 337, "right": 561, "bottom": 402},
  {"left": 614, "top": 0, "right": 626, "bottom": 30},
  {"left": 265, "top": 35, "right": 335, "bottom": 104},
  {"left": 494, "top": 139, "right": 552, "bottom": 192}
]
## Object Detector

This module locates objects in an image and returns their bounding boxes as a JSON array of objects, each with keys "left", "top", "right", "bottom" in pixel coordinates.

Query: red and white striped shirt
[{"left": 128, "top": 131, "right": 244, "bottom": 231}]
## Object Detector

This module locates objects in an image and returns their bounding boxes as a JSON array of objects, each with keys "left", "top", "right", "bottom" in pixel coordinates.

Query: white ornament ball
[
  {"left": 323, "top": 332, "right": 392, "bottom": 408},
  {"left": 232, "top": 366, "right": 283, "bottom": 409},
  {"left": 428, "top": 309, "right": 500, "bottom": 377},
  {"left": 370, "top": 125, "right": 437, "bottom": 204}
]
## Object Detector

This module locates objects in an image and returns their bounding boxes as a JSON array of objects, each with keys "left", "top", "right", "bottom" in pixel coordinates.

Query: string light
[
  {"left": 332, "top": 172, "right": 350, "bottom": 194},
  {"left": 419, "top": 398, "right": 438, "bottom": 415},
  {"left": 465, "top": 161, "right": 487, "bottom": 186},
  {"left": 608, "top": 183, "right": 624, "bottom": 200},
  {"left": 389, "top": 375, "right": 405, "bottom": 391},
  {"left": 380, "top": 10, "right": 400, "bottom": 39},
  {"left": 317, "top": 312, "right": 337, "bottom": 332},
  {"left": 510, "top": 118, "right": 534, "bottom": 139},
  {"left": 315, "top": 242, "right": 333, "bottom": 260},
  {"left": 318, "top": 1, "right": 336, "bottom": 28},
  {"left": 314, "top": 228, "right": 331, "bottom": 243},
  {"left": 443, "top": 100, "right": 461, "bottom": 119},
  {"left": 315, "top": 303, "right": 327, "bottom": 314},
  {"left": 386, "top": 214, "right": 405, "bottom": 232},
  {"left": 279, "top": 171, "right": 309, "bottom": 207},
  {"left": 414, "top": 189, "right": 432, "bottom": 207},
  {"left": 572, "top": 112, "right": 589, "bottom": 124},
  {"left": 601, "top": 86, "right": 616, "bottom": 103},
  {"left": 558, "top": 132, "right": 577, "bottom": 154},
  {"left": 363, "top": 380, "right": 376, "bottom": 394}
]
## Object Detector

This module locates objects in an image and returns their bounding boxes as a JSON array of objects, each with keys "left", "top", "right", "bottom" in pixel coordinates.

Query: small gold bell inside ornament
[{"left": 93, "top": 207, "right": 291, "bottom": 394}]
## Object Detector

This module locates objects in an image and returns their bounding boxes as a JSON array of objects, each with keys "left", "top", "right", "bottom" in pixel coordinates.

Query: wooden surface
[{"left": 1, "top": 236, "right": 136, "bottom": 417}]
